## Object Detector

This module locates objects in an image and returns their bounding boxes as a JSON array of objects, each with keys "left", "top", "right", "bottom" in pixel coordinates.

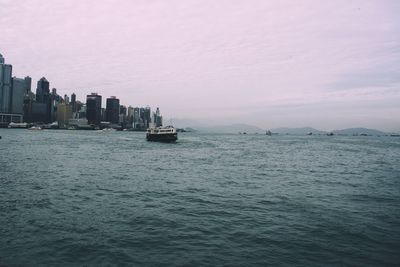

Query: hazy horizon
[
  {"left": 1, "top": 0, "right": 399, "bottom": 131},
  {"left": 166, "top": 117, "right": 399, "bottom": 133}
]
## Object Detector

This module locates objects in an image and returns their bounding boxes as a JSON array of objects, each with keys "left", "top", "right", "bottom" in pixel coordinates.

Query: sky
[{"left": 0, "top": 0, "right": 399, "bottom": 131}]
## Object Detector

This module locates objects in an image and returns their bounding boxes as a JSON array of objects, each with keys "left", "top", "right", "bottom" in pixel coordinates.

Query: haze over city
[{"left": 1, "top": 0, "right": 399, "bottom": 131}]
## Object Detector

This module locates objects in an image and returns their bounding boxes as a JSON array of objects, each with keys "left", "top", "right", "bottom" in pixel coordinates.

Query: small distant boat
[
  {"left": 146, "top": 126, "right": 177, "bottom": 142},
  {"left": 266, "top": 130, "right": 272, "bottom": 136},
  {"left": 42, "top": 122, "right": 59, "bottom": 129},
  {"left": 28, "top": 126, "right": 42, "bottom": 131},
  {"left": 327, "top": 132, "right": 334, "bottom": 136},
  {"left": 101, "top": 128, "right": 116, "bottom": 132},
  {"left": 307, "top": 132, "right": 313, "bottom": 135}
]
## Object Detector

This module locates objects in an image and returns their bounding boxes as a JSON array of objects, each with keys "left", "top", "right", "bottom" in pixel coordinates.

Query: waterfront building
[
  {"left": 0, "top": 113, "right": 23, "bottom": 126},
  {"left": 86, "top": 93, "right": 102, "bottom": 126},
  {"left": 106, "top": 96, "right": 120, "bottom": 124},
  {"left": 56, "top": 103, "right": 72, "bottom": 128},
  {"left": 29, "top": 102, "right": 48, "bottom": 123},
  {"left": 0, "top": 54, "right": 13, "bottom": 113}
]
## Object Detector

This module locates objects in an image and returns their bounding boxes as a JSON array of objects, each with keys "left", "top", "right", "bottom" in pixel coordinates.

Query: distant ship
[
  {"left": 8, "top": 122, "right": 29, "bottom": 129},
  {"left": 28, "top": 126, "right": 42, "bottom": 131},
  {"left": 146, "top": 126, "right": 178, "bottom": 142}
]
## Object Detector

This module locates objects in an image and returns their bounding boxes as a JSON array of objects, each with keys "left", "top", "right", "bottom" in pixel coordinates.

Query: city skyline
[
  {"left": 0, "top": 52, "right": 163, "bottom": 130},
  {"left": 1, "top": 0, "right": 399, "bottom": 131}
]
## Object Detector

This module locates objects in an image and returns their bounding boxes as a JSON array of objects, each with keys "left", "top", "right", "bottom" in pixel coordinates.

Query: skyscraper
[
  {"left": 106, "top": 96, "right": 120, "bottom": 124},
  {"left": 35, "top": 77, "right": 51, "bottom": 123},
  {"left": 64, "top": 94, "right": 69, "bottom": 104},
  {"left": 0, "top": 54, "right": 13, "bottom": 113},
  {"left": 36, "top": 77, "right": 50, "bottom": 103},
  {"left": 143, "top": 106, "right": 151, "bottom": 129},
  {"left": 11, "top": 77, "right": 27, "bottom": 114},
  {"left": 127, "top": 106, "right": 134, "bottom": 125},
  {"left": 22, "top": 77, "right": 34, "bottom": 123},
  {"left": 86, "top": 93, "right": 102, "bottom": 126},
  {"left": 154, "top": 107, "right": 162, "bottom": 127},
  {"left": 133, "top": 107, "right": 142, "bottom": 129},
  {"left": 71, "top": 93, "right": 76, "bottom": 112},
  {"left": 24, "top": 76, "right": 32, "bottom": 93},
  {"left": 119, "top": 105, "right": 127, "bottom": 125}
]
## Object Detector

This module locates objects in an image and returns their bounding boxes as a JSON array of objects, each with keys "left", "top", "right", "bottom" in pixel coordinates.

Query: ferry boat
[{"left": 146, "top": 126, "right": 178, "bottom": 142}]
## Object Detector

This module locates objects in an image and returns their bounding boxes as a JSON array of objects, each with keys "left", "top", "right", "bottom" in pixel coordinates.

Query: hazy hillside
[
  {"left": 198, "top": 124, "right": 265, "bottom": 133},
  {"left": 332, "top": 128, "right": 387, "bottom": 136},
  {"left": 270, "top": 127, "right": 326, "bottom": 135},
  {"left": 169, "top": 119, "right": 392, "bottom": 135}
]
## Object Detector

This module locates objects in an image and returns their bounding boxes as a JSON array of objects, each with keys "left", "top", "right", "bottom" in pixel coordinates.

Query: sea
[{"left": 0, "top": 129, "right": 399, "bottom": 266}]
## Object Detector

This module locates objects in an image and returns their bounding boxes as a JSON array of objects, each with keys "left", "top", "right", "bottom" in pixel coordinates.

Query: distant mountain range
[
  {"left": 196, "top": 124, "right": 265, "bottom": 134},
  {"left": 271, "top": 127, "right": 389, "bottom": 135},
  {"left": 270, "top": 127, "right": 325, "bottom": 135},
  {"left": 169, "top": 118, "right": 396, "bottom": 135},
  {"left": 170, "top": 119, "right": 265, "bottom": 133},
  {"left": 331, "top": 128, "right": 387, "bottom": 136}
]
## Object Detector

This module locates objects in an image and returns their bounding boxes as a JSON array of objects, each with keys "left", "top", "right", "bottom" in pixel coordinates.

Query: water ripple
[{"left": 0, "top": 130, "right": 399, "bottom": 266}]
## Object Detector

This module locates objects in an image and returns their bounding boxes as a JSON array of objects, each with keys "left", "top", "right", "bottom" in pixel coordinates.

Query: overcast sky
[{"left": 1, "top": 0, "right": 399, "bottom": 131}]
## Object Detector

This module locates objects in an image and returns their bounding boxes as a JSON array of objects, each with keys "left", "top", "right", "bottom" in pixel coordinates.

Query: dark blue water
[{"left": 1, "top": 129, "right": 399, "bottom": 266}]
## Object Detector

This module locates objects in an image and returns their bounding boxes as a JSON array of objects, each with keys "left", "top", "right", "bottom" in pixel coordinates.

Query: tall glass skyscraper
[
  {"left": 0, "top": 53, "right": 13, "bottom": 113},
  {"left": 86, "top": 93, "right": 102, "bottom": 126},
  {"left": 36, "top": 77, "right": 50, "bottom": 103},
  {"left": 35, "top": 77, "right": 51, "bottom": 123},
  {"left": 11, "top": 77, "right": 27, "bottom": 114},
  {"left": 106, "top": 96, "right": 120, "bottom": 124}
]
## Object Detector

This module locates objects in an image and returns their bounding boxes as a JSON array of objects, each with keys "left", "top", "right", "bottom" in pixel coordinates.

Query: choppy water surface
[{"left": 1, "top": 129, "right": 399, "bottom": 266}]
